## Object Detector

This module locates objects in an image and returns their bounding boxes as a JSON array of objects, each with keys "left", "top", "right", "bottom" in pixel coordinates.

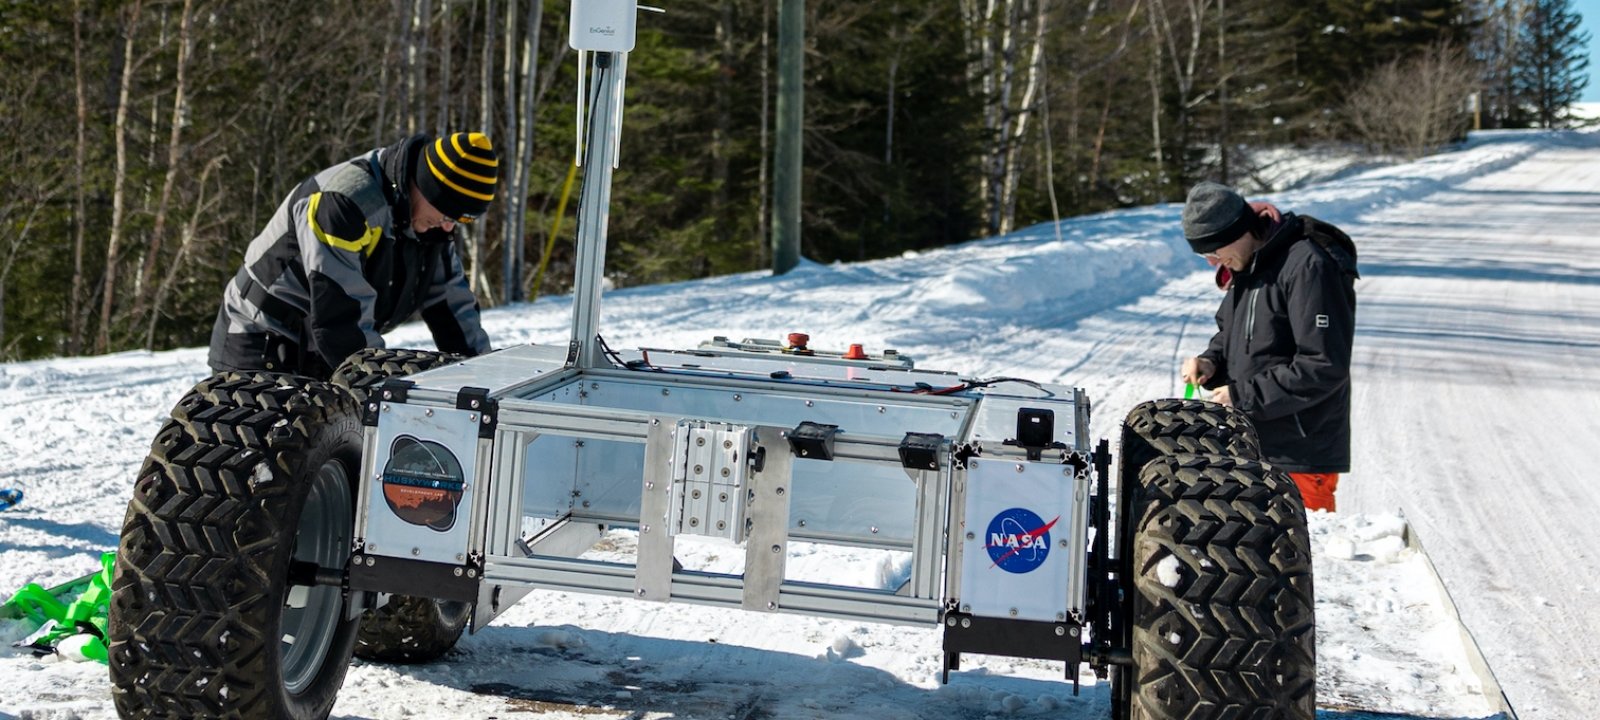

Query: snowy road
[
  {"left": 1338, "top": 134, "right": 1600, "bottom": 720},
  {"left": 5, "top": 129, "right": 1595, "bottom": 719}
]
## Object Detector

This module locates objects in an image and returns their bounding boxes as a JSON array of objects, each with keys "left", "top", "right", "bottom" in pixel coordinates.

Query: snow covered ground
[{"left": 6, "top": 127, "right": 1598, "bottom": 719}]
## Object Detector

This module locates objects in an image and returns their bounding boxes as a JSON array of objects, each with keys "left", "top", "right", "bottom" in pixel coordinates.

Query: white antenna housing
[{"left": 569, "top": 0, "right": 638, "bottom": 52}]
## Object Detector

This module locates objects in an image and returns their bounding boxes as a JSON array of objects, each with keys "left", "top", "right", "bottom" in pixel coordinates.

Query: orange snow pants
[{"left": 1288, "top": 472, "right": 1339, "bottom": 512}]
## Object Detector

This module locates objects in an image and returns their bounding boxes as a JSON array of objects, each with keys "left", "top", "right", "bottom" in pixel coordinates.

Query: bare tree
[
  {"left": 70, "top": 0, "right": 91, "bottom": 355},
  {"left": 131, "top": 0, "right": 197, "bottom": 334},
  {"left": 98, "top": 0, "right": 147, "bottom": 354},
  {"left": 1343, "top": 43, "right": 1478, "bottom": 159}
]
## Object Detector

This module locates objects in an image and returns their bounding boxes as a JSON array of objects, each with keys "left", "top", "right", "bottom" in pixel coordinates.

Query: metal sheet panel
[
  {"left": 363, "top": 402, "right": 483, "bottom": 565},
  {"left": 405, "top": 343, "right": 572, "bottom": 396},
  {"left": 966, "top": 392, "right": 1080, "bottom": 452},
  {"left": 957, "top": 457, "right": 1080, "bottom": 623}
]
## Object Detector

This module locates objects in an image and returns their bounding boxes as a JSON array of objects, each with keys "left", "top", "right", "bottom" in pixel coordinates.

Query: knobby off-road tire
[
  {"left": 1109, "top": 398, "right": 1266, "bottom": 720},
  {"left": 1119, "top": 398, "right": 1261, "bottom": 477},
  {"left": 330, "top": 347, "right": 472, "bottom": 664},
  {"left": 109, "top": 374, "right": 362, "bottom": 720},
  {"left": 1125, "top": 453, "right": 1315, "bottom": 720}
]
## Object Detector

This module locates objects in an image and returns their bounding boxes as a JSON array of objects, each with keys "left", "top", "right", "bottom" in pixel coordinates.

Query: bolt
[
  {"left": 382, "top": 404, "right": 391, "bottom": 413},
  {"left": 456, "top": 553, "right": 466, "bottom": 562},
  {"left": 692, "top": 489, "right": 702, "bottom": 499},
  {"left": 383, "top": 390, "right": 392, "bottom": 400},
  {"left": 592, "top": 383, "right": 600, "bottom": 390},
  {"left": 960, "top": 604, "right": 970, "bottom": 613},
  {"left": 637, "top": 588, "right": 647, "bottom": 597},
  {"left": 1055, "top": 626, "right": 1066, "bottom": 636},
  {"left": 468, "top": 413, "right": 477, "bottom": 422},
  {"left": 798, "top": 519, "right": 807, "bottom": 527},
  {"left": 771, "top": 544, "right": 781, "bottom": 553},
  {"left": 718, "top": 492, "right": 728, "bottom": 502},
  {"left": 1056, "top": 613, "right": 1066, "bottom": 622},
  {"left": 646, "top": 481, "right": 655, "bottom": 490},
  {"left": 947, "top": 616, "right": 958, "bottom": 627},
  {"left": 641, "top": 524, "right": 651, "bottom": 533},
  {"left": 425, "top": 408, "right": 434, "bottom": 417},
  {"left": 1009, "top": 608, "right": 1018, "bottom": 617},
  {"left": 721, "top": 468, "right": 731, "bottom": 478},
  {"left": 652, "top": 418, "right": 661, "bottom": 426},
  {"left": 767, "top": 601, "right": 777, "bottom": 610},
  {"left": 1064, "top": 468, "right": 1072, "bottom": 476},
  {"left": 662, "top": 388, "right": 671, "bottom": 396},
  {"left": 472, "top": 399, "right": 482, "bottom": 409},
  {"left": 453, "top": 567, "right": 464, "bottom": 577},
  {"left": 965, "top": 532, "right": 975, "bottom": 540},
  {"left": 805, "top": 400, "right": 814, "bottom": 407},
  {"left": 1069, "top": 627, "right": 1080, "bottom": 637},
  {"left": 775, "top": 486, "right": 785, "bottom": 496},
  {"left": 411, "top": 547, "right": 421, "bottom": 557},
  {"left": 366, "top": 556, "right": 376, "bottom": 566},
  {"left": 950, "top": 412, "right": 958, "bottom": 419},
  {"left": 694, "top": 464, "right": 704, "bottom": 475},
  {"left": 582, "top": 500, "right": 591, "bottom": 508},
  {"left": 696, "top": 437, "right": 706, "bottom": 447},
  {"left": 1016, "top": 464, "right": 1025, "bottom": 473},
  {"left": 717, "top": 521, "right": 726, "bottom": 530},
  {"left": 482, "top": 415, "right": 492, "bottom": 425},
  {"left": 690, "top": 517, "right": 699, "bottom": 527},
  {"left": 723, "top": 439, "right": 733, "bottom": 449},
  {"left": 877, "top": 406, "right": 886, "bottom": 413},
  {"left": 961, "top": 618, "right": 972, "bottom": 628},
  {"left": 870, "top": 526, "right": 879, "bottom": 534},
  {"left": 734, "top": 394, "right": 743, "bottom": 402}
]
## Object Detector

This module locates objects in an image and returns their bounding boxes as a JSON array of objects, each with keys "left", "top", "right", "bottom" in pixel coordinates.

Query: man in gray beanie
[{"left": 1178, "top": 181, "right": 1360, "bottom": 512}]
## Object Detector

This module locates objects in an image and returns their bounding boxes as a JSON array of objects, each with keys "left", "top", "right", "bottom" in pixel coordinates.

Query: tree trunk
[
  {"left": 133, "top": 0, "right": 196, "bottom": 338},
  {"left": 471, "top": 0, "right": 496, "bottom": 303},
  {"left": 712, "top": 0, "right": 733, "bottom": 272},
  {"left": 500, "top": 0, "right": 518, "bottom": 302},
  {"left": 510, "top": 0, "right": 541, "bottom": 300},
  {"left": 437, "top": 0, "right": 452, "bottom": 134},
  {"left": 98, "top": 0, "right": 145, "bottom": 354},
  {"left": 146, "top": 155, "right": 225, "bottom": 347},
  {"left": 69, "top": 0, "right": 90, "bottom": 355},
  {"left": 757, "top": 0, "right": 772, "bottom": 268},
  {"left": 999, "top": 0, "right": 1047, "bottom": 235}
]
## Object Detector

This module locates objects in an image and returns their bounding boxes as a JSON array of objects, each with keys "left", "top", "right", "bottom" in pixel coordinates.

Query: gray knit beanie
[{"left": 1182, "top": 182, "right": 1255, "bottom": 254}]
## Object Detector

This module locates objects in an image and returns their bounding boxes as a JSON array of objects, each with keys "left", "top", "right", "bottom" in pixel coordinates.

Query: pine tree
[{"left": 1514, "top": 0, "right": 1590, "bottom": 128}]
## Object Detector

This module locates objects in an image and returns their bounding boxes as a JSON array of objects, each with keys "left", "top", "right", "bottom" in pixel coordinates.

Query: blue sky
[{"left": 1580, "top": 0, "right": 1600, "bottom": 100}]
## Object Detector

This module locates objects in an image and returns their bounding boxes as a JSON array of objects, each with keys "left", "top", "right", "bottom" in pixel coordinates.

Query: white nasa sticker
[{"left": 1315, "top": 314, "right": 1329, "bottom": 328}]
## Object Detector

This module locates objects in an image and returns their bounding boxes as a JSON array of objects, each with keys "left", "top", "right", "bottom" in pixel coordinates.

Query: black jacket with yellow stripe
[{"left": 208, "top": 135, "right": 490, "bottom": 378}]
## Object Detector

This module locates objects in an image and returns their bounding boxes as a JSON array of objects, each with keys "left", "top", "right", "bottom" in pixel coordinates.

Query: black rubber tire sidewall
[
  {"left": 109, "top": 374, "right": 363, "bottom": 720},
  {"left": 1125, "top": 453, "right": 1315, "bottom": 720}
]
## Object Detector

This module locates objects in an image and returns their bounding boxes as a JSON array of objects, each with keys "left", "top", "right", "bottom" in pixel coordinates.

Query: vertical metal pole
[
  {"left": 570, "top": 51, "right": 622, "bottom": 369},
  {"left": 771, "top": 0, "right": 803, "bottom": 275}
]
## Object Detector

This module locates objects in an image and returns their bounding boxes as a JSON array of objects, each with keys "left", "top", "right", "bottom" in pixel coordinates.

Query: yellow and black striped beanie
[{"left": 415, "top": 132, "right": 499, "bottom": 223}]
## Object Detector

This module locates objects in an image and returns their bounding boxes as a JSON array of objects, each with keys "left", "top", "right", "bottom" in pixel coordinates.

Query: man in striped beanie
[{"left": 208, "top": 132, "right": 500, "bottom": 379}]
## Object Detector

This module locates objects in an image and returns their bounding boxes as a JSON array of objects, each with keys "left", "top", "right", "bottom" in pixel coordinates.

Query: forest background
[{"left": 0, "top": 0, "right": 1590, "bottom": 360}]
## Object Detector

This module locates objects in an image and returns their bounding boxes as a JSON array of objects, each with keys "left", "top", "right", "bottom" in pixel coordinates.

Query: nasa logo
[{"left": 984, "top": 507, "right": 1059, "bottom": 574}]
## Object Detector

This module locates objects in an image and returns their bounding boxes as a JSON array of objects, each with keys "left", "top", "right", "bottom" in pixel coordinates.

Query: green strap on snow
[{"left": 3, "top": 552, "right": 115, "bottom": 664}]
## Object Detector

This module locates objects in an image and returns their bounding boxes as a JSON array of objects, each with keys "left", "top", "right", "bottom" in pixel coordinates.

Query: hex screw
[
  {"left": 767, "top": 602, "right": 777, "bottom": 610},
  {"left": 366, "top": 556, "right": 376, "bottom": 566},
  {"left": 425, "top": 408, "right": 434, "bottom": 417},
  {"left": 411, "top": 548, "right": 421, "bottom": 557},
  {"left": 1015, "top": 464, "right": 1024, "bottom": 473},
  {"left": 947, "top": 616, "right": 958, "bottom": 627},
  {"left": 453, "top": 567, "right": 464, "bottom": 577},
  {"left": 961, "top": 617, "right": 972, "bottom": 628},
  {"left": 471, "top": 399, "right": 481, "bottom": 409},
  {"left": 636, "top": 588, "right": 647, "bottom": 597},
  {"left": 1069, "top": 627, "right": 1080, "bottom": 637},
  {"left": 1055, "top": 626, "right": 1066, "bottom": 636},
  {"left": 734, "top": 394, "right": 743, "bottom": 402}
]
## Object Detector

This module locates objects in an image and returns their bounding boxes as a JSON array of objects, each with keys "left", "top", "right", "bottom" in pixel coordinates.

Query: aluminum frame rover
[{"left": 343, "top": 5, "right": 1113, "bottom": 686}]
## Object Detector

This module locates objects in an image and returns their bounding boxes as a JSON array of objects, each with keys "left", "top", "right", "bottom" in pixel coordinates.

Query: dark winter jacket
[
  {"left": 208, "top": 135, "right": 490, "bottom": 378},
  {"left": 1199, "top": 211, "right": 1358, "bottom": 473}
]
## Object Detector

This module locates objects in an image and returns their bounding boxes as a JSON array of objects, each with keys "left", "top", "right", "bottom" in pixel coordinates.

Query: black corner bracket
[
  {"left": 456, "top": 386, "right": 498, "bottom": 438},
  {"left": 787, "top": 421, "right": 840, "bottom": 461},
  {"left": 898, "top": 432, "right": 944, "bottom": 471}
]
